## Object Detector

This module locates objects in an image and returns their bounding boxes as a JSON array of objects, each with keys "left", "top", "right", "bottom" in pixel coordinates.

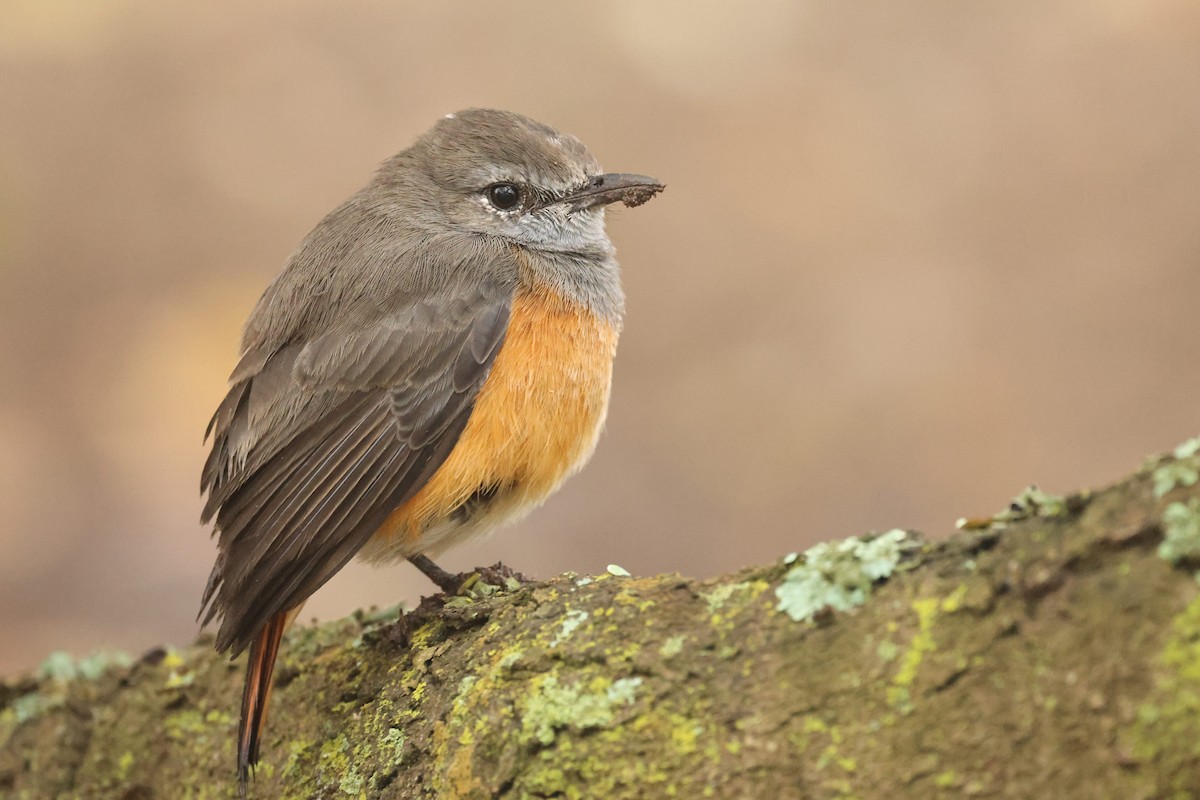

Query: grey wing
[{"left": 198, "top": 282, "right": 511, "bottom": 655}]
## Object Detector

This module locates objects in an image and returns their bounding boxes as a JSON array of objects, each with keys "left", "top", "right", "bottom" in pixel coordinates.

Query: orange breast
[{"left": 365, "top": 284, "right": 619, "bottom": 558}]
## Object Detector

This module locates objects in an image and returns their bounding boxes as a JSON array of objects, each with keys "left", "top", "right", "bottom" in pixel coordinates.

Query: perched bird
[{"left": 198, "top": 108, "right": 663, "bottom": 793}]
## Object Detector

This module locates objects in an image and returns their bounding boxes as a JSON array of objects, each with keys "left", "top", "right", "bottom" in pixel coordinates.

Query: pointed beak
[{"left": 552, "top": 173, "right": 665, "bottom": 213}]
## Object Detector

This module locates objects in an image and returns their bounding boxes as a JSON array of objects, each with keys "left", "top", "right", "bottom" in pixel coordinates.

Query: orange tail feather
[{"left": 237, "top": 611, "right": 288, "bottom": 797}]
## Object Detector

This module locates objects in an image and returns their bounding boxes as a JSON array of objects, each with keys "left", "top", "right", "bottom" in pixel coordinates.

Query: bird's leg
[
  {"left": 408, "top": 554, "right": 534, "bottom": 595},
  {"left": 407, "top": 554, "right": 463, "bottom": 594}
]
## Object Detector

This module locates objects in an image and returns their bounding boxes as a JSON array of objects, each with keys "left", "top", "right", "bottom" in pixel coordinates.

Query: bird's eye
[{"left": 485, "top": 182, "right": 522, "bottom": 211}]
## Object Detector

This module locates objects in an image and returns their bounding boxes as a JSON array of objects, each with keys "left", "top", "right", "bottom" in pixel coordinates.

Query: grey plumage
[
  {"left": 200, "top": 108, "right": 663, "bottom": 795},
  {"left": 200, "top": 109, "right": 659, "bottom": 655}
]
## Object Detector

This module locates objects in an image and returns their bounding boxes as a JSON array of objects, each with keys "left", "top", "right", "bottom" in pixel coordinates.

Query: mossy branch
[{"left": 5, "top": 442, "right": 1200, "bottom": 799}]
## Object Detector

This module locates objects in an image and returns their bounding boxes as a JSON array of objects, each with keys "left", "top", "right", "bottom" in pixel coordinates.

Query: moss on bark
[{"left": 4, "top": 445, "right": 1200, "bottom": 798}]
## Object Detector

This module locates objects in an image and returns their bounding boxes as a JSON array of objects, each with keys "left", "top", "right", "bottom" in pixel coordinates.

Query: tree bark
[{"left": 5, "top": 445, "right": 1200, "bottom": 799}]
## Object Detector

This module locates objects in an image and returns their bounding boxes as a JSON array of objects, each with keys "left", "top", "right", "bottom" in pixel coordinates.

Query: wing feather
[{"left": 200, "top": 281, "right": 511, "bottom": 654}]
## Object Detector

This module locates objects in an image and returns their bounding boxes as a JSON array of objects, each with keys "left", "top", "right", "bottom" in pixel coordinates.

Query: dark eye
[{"left": 485, "top": 182, "right": 522, "bottom": 211}]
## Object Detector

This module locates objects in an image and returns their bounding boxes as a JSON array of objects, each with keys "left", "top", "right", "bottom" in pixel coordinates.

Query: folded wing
[{"left": 199, "top": 281, "right": 512, "bottom": 654}]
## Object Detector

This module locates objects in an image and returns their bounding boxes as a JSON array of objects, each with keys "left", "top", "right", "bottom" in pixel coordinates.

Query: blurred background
[{"left": 2, "top": 1, "right": 1199, "bottom": 674}]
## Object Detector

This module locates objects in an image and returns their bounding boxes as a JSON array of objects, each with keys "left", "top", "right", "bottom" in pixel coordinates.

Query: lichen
[
  {"left": 36, "top": 648, "right": 132, "bottom": 682},
  {"left": 551, "top": 609, "right": 590, "bottom": 647},
  {"left": 116, "top": 751, "right": 134, "bottom": 781},
  {"left": 519, "top": 673, "right": 643, "bottom": 746},
  {"left": 887, "top": 597, "right": 939, "bottom": 712},
  {"left": 1150, "top": 434, "right": 1200, "bottom": 498},
  {"left": 934, "top": 770, "right": 958, "bottom": 788},
  {"left": 774, "top": 529, "right": 908, "bottom": 622},
  {"left": 4, "top": 692, "right": 61, "bottom": 724},
  {"left": 1128, "top": 593, "right": 1200, "bottom": 793},
  {"left": 1154, "top": 461, "right": 1200, "bottom": 499},
  {"left": 993, "top": 485, "right": 1066, "bottom": 524},
  {"left": 1159, "top": 498, "right": 1200, "bottom": 564},
  {"left": 659, "top": 635, "right": 686, "bottom": 659},
  {"left": 316, "top": 734, "right": 358, "bottom": 796},
  {"left": 1176, "top": 437, "right": 1200, "bottom": 460},
  {"left": 164, "top": 669, "right": 194, "bottom": 689},
  {"left": 701, "top": 582, "right": 752, "bottom": 613},
  {"left": 793, "top": 715, "right": 858, "bottom": 782}
]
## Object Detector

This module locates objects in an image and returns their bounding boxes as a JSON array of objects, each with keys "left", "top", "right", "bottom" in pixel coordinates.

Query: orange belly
[{"left": 360, "top": 284, "right": 619, "bottom": 561}]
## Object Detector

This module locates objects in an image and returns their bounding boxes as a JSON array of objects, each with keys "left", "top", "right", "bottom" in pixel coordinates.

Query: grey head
[
  {"left": 381, "top": 108, "right": 662, "bottom": 255},
  {"left": 360, "top": 109, "right": 663, "bottom": 318},
  {"left": 243, "top": 109, "right": 662, "bottom": 356}
]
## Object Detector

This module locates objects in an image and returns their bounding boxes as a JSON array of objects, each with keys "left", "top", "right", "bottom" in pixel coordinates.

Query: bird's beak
[{"left": 552, "top": 173, "right": 665, "bottom": 213}]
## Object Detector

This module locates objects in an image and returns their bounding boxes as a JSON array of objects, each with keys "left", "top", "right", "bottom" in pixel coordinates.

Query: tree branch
[{"left": 4, "top": 444, "right": 1200, "bottom": 798}]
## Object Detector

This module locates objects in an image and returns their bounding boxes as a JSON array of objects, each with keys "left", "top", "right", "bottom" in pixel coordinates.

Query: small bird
[{"left": 197, "top": 108, "right": 663, "bottom": 793}]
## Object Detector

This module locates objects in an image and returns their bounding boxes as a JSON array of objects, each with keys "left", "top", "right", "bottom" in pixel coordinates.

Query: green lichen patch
[
  {"left": 1154, "top": 462, "right": 1200, "bottom": 499},
  {"left": 887, "top": 598, "right": 939, "bottom": 712},
  {"left": 701, "top": 581, "right": 754, "bottom": 613},
  {"left": 659, "top": 635, "right": 687, "bottom": 659},
  {"left": 1175, "top": 438, "right": 1200, "bottom": 460},
  {"left": 37, "top": 649, "right": 132, "bottom": 683},
  {"left": 1128, "top": 593, "right": 1200, "bottom": 792},
  {"left": 1152, "top": 437, "right": 1200, "bottom": 498},
  {"left": 774, "top": 529, "right": 908, "bottom": 622},
  {"left": 8, "top": 489, "right": 1197, "bottom": 800},
  {"left": 3, "top": 691, "right": 61, "bottom": 725},
  {"left": 519, "top": 673, "right": 643, "bottom": 746},
  {"left": 551, "top": 609, "right": 590, "bottom": 647},
  {"left": 1159, "top": 498, "right": 1200, "bottom": 565},
  {"left": 992, "top": 485, "right": 1066, "bottom": 525},
  {"left": 2, "top": 649, "right": 135, "bottom": 737}
]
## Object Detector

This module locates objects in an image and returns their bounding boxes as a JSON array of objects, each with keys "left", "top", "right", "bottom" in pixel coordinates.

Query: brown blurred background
[{"left": 2, "top": 1, "right": 1199, "bottom": 675}]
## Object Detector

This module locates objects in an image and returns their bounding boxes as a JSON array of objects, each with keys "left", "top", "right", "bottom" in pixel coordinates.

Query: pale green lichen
[
  {"left": 551, "top": 609, "right": 590, "bottom": 647},
  {"left": 498, "top": 648, "right": 524, "bottom": 669},
  {"left": 993, "top": 485, "right": 1066, "bottom": 524},
  {"left": 520, "top": 673, "right": 643, "bottom": 745},
  {"left": 659, "top": 635, "right": 686, "bottom": 658},
  {"left": 1154, "top": 462, "right": 1199, "bottom": 498},
  {"left": 606, "top": 564, "right": 631, "bottom": 577},
  {"left": 6, "top": 692, "right": 61, "bottom": 724},
  {"left": 2, "top": 649, "right": 134, "bottom": 731},
  {"left": 316, "top": 734, "right": 363, "bottom": 797},
  {"left": 36, "top": 648, "right": 132, "bottom": 682},
  {"left": 774, "top": 529, "right": 908, "bottom": 622},
  {"left": 339, "top": 767, "right": 364, "bottom": 796},
  {"left": 1159, "top": 498, "right": 1200, "bottom": 564},
  {"left": 164, "top": 669, "right": 195, "bottom": 689},
  {"left": 37, "top": 651, "right": 77, "bottom": 680},
  {"left": 1128, "top": 593, "right": 1200, "bottom": 793},
  {"left": 1153, "top": 437, "right": 1200, "bottom": 497},
  {"left": 1176, "top": 437, "right": 1200, "bottom": 459},
  {"left": 701, "top": 582, "right": 753, "bottom": 613},
  {"left": 446, "top": 674, "right": 480, "bottom": 746}
]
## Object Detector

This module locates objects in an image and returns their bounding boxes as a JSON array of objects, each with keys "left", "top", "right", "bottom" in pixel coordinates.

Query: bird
[{"left": 197, "top": 108, "right": 663, "bottom": 794}]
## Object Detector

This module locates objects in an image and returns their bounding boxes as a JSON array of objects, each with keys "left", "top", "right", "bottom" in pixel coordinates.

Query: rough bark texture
[{"left": 5, "top": 444, "right": 1200, "bottom": 800}]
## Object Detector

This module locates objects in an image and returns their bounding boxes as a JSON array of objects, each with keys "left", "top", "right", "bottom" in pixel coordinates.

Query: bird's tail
[{"left": 237, "top": 610, "right": 289, "bottom": 798}]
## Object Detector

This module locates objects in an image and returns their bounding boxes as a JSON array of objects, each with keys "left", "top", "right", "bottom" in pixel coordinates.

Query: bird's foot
[
  {"left": 407, "top": 555, "right": 532, "bottom": 596},
  {"left": 458, "top": 562, "right": 532, "bottom": 596}
]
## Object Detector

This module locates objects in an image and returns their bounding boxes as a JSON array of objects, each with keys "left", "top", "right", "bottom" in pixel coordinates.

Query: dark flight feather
[{"left": 200, "top": 282, "right": 511, "bottom": 654}]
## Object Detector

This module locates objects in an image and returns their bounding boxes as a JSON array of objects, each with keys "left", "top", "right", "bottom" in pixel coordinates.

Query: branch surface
[{"left": 5, "top": 445, "right": 1200, "bottom": 799}]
